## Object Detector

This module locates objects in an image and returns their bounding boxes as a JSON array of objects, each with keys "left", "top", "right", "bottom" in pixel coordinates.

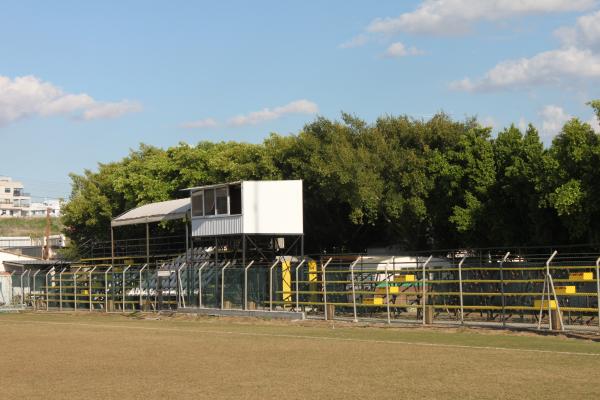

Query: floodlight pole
[
  {"left": 321, "top": 258, "right": 333, "bottom": 320},
  {"left": 458, "top": 255, "right": 467, "bottom": 324},
  {"left": 421, "top": 255, "right": 433, "bottom": 325},
  {"left": 349, "top": 258, "right": 360, "bottom": 323},
  {"left": 500, "top": 252, "right": 510, "bottom": 328},
  {"left": 294, "top": 259, "right": 306, "bottom": 312},
  {"left": 243, "top": 260, "right": 255, "bottom": 310}
]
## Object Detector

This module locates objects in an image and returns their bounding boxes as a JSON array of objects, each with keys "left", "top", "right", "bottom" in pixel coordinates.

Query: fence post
[
  {"left": 538, "top": 251, "right": 559, "bottom": 330},
  {"left": 198, "top": 261, "right": 208, "bottom": 308},
  {"left": 269, "top": 259, "right": 281, "bottom": 312},
  {"left": 294, "top": 259, "right": 306, "bottom": 312},
  {"left": 73, "top": 267, "right": 81, "bottom": 311},
  {"left": 384, "top": 261, "right": 391, "bottom": 324},
  {"left": 45, "top": 267, "right": 54, "bottom": 311},
  {"left": 596, "top": 257, "right": 600, "bottom": 332},
  {"left": 59, "top": 268, "right": 66, "bottom": 311},
  {"left": 458, "top": 255, "right": 466, "bottom": 324},
  {"left": 220, "top": 262, "right": 231, "bottom": 310},
  {"left": 104, "top": 266, "right": 112, "bottom": 312},
  {"left": 139, "top": 264, "right": 148, "bottom": 311},
  {"left": 88, "top": 266, "right": 97, "bottom": 311},
  {"left": 350, "top": 258, "right": 359, "bottom": 323},
  {"left": 122, "top": 265, "right": 131, "bottom": 311},
  {"left": 500, "top": 252, "right": 510, "bottom": 328},
  {"left": 32, "top": 270, "right": 40, "bottom": 309},
  {"left": 421, "top": 255, "right": 433, "bottom": 325},
  {"left": 244, "top": 260, "right": 255, "bottom": 310},
  {"left": 321, "top": 258, "right": 333, "bottom": 320},
  {"left": 177, "top": 262, "right": 187, "bottom": 309}
]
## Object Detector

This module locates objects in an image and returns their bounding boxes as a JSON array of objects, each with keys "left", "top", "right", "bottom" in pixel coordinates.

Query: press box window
[
  {"left": 229, "top": 184, "right": 242, "bottom": 215},
  {"left": 191, "top": 191, "right": 204, "bottom": 217},
  {"left": 215, "top": 188, "right": 228, "bottom": 215},
  {"left": 204, "top": 189, "right": 215, "bottom": 215}
]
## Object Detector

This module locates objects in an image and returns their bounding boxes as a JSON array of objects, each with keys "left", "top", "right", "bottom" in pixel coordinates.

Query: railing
[{"left": 7, "top": 247, "right": 600, "bottom": 333}]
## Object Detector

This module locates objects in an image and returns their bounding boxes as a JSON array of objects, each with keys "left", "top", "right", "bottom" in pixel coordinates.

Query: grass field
[
  {"left": 2, "top": 312, "right": 600, "bottom": 399},
  {"left": 0, "top": 217, "right": 62, "bottom": 237}
]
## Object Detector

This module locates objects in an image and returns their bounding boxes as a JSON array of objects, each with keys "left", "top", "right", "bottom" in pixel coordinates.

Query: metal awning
[
  {"left": 111, "top": 198, "right": 190, "bottom": 227},
  {"left": 181, "top": 181, "right": 242, "bottom": 192}
]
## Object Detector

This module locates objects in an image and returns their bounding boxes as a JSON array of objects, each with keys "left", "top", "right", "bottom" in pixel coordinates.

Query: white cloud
[
  {"left": 539, "top": 105, "right": 572, "bottom": 139},
  {"left": 339, "top": 34, "right": 368, "bottom": 49},
  {"left": 480, "top": 116, "right": 497, "bottom": 129},
  {"left": 82, "top": 100, "right": 142, "bottom": 120},
  {"left": 588, "top": 115, "right": 600, "bottom": 132},
  {"left": 367, "top": 0, "right": 596, "bottom": 35},
  {"left": 450, "top": 47, "right": 600, "bottom": 91},
  {"left": 518, "top": 117, "right": 528, "bottom": 132},
  {"left": 180, "top": 118, "right": 218, "bottom": 129},
  {"left": 383, "top": 42, "right": 424, "bottom": 57},
  {"left": 0, "top": 75, "right": 141, "bottom": 126},
  {"left": 556, "top": 10, "right": 600, "bottom": 50},
  {"left": 228, "top": 99, "right": 318, "bottom": 126}
]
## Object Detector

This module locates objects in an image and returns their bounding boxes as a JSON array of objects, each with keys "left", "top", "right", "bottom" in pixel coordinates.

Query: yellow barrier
[
  {"left": 394, "top": 275, "right": 415, "bottom": 283},
  {"left": 534, "top": 299, "right": 557, "bottom": 310},
  {"left": 282, "top": 260, "right": 292, "bottom": 303},
  {"left": 569, "top": 272, "right": 594, "bottom": 281},
  {"left": 363, "top": 297, "right": 384, "bottom": 305},
  {"left": 375, "top": 286, "right": 400, "bottom": 294},
  {"left": 554, "top": 286, "right": 576, "bottom": 295}
]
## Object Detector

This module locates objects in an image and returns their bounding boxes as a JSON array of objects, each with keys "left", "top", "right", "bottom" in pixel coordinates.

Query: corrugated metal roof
[
  {"left": 181, "top": 181, "right": 242, "bottom": 192},
  {"left": 111, "top": 198, "right": 190, "bottom": 227}
]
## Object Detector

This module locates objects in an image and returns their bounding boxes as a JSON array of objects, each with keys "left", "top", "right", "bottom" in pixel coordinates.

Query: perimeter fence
[{"left": 5, "top": 246, "right": 600, "bottom": 332}]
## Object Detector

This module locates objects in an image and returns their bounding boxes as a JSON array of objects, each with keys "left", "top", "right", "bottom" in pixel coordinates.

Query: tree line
[{"left": 62, "top": 103, "right": 600, "bottom": 253}]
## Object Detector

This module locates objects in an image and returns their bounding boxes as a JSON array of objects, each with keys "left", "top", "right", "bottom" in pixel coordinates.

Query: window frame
[{"left": 191, "top": 184, "right": 243, "bottom": 218}]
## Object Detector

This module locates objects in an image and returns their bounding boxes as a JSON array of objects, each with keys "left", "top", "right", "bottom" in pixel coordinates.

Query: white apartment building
[
  {"left": 0, "top": 177, "right": 61, "bottom": 217},
  {"left": 0, "top": 177, "right": 31, "bottom": 217}
]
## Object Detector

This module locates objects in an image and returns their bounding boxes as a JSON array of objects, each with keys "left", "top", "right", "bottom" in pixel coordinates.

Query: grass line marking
[{"left": 4, "top": 318, "right": 600, "bottom": 357}]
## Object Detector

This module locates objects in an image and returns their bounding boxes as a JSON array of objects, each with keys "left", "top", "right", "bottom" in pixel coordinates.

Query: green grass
[
  {"left": 0, "top": 217, "right": 62, "bottom": 238},
  {"left": 1, "top": 312, "right": 599, "bottom": 399}
]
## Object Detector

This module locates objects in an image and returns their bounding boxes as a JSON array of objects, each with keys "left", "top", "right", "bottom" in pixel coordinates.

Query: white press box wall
[{"left": 191, "top": 180, "right": 303, "bottom": 237}]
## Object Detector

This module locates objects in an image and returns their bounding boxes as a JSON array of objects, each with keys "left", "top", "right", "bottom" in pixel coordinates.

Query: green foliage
[{"left": 61, "top": 106, "right": 600, "bottom": 253}]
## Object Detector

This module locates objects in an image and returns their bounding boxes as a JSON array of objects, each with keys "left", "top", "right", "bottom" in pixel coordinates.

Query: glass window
[
  {"left": 229, "top": 185, "right": 242, "bottom": 214},
  {"left": 4, "top": 188, "right": 10, "bottom": 193},
  {"left": 191, "top": 191, "right": 204, "bottom": 217},
  {"left": 216, "top": 188, "right": 228, "bottom": 215},
  {"left": 204, "top": 189, "right": 215, "bottom": 216}
]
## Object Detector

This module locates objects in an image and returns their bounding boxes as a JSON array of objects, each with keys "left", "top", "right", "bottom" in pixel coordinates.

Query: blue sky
[{"left": 1, "top": 0, "right": 600, "bottom": 199}]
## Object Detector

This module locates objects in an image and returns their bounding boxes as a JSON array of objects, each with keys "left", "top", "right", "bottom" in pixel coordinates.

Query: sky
[{"left": 1, "top": 0, "right": 600, "bottom": 200}]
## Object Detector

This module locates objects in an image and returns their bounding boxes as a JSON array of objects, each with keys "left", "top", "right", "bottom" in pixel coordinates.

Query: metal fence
[{"left": 7, "top": 248, "right": 600, "bottom": 333}]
